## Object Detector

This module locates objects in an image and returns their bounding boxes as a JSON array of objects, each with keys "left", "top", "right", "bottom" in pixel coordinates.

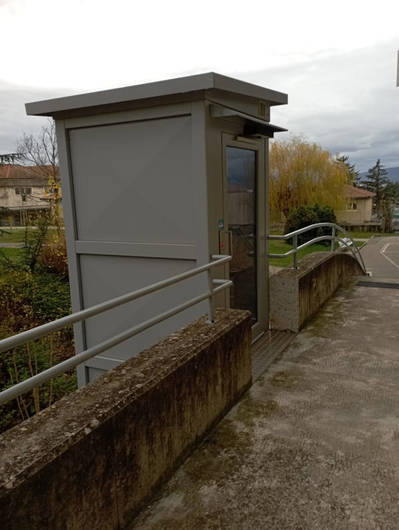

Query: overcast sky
[{"left": 1, "top": 0, "right": 398, "bottom": 171}]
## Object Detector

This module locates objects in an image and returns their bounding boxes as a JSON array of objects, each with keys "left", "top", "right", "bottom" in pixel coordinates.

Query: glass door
[
  {"left": 223, "top": 135, "right": 267, "bottom": 339},
  {"left": 226, "top": 147, "right": 257, "bottom": 320}
]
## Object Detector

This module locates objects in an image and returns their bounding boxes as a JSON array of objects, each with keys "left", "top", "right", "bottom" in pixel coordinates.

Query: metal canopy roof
[
  {"left": 25, "top": 72, "right": 288, "bottom": 117},
  {"left": 210, "top": 104, "right": 287, "bottom": 137}
]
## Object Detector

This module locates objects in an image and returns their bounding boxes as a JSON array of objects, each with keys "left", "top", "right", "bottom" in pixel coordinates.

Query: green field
[
  {"left": 269, "top": 240, "right": 333, "bottom": 268},
  {"left": 348, "top": 231, "right": 395, "bottom": 239},
  {"left": 269, "top": 238, "right": 363, "bottom": 268},
  {"left": 0, "top": 247, "right": 25, "bottom": 270},
  {"left": 0, "top": 229, "right": 26, "bottom": 243},
  {"left": 0, "top": 227, "right": 62, "bottom": 244}
]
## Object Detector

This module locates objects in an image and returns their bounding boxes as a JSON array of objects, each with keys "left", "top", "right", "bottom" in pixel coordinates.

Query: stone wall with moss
[
  {"left": 0, "top": 309, "right": 251, "bottom": 529},
  {"left": 270, "top": 252, "right": 364, "bottom": 332}
]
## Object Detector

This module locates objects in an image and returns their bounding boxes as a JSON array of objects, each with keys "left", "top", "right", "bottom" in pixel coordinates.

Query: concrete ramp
[{"left": 131, "top": 280, "right": 399, "bottom": 529}]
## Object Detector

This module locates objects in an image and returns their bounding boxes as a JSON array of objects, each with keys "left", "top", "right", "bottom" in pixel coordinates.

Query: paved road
[{"left": 360, "top": 236, "right": 399, "bottom": 279}]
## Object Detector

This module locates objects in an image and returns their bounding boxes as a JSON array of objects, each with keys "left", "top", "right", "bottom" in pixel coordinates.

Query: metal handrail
[
  {"left": 269, "top": 222, "right": 367, "bottom": 273},
  {"left": 0, "top": 254, "right": 232, "bottom": 405}
]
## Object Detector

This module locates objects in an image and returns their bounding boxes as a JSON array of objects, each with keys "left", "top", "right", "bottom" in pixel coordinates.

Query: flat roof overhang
[
  {"left": 210, "top": 104, "right": 287, "bottom": 137},
  {"left": 25, "top": 72, "right": 288, "bottom": 118}
]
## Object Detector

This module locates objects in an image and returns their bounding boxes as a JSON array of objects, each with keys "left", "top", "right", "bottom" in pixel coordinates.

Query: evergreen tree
[
  {"left": 336, "top": 155, "right": 361, "bottom": 186},
  {"left": 363, "top": 159, "right": 390, "bottom": 217},
  {"left": 383, "top": 181, "right": 399, "bottom": 203}
]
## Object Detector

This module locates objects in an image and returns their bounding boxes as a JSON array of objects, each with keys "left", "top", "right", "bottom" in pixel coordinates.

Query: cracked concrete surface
[{"left": 131, "top": 281, "right": 399, "bottom": 529}]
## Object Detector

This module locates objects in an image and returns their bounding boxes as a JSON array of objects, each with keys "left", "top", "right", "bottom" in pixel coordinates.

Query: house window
[
  {"left": 348, "top": 202, "right": 357, "bottom": 210},
  {"left": 15, "top": 187, "right": 32, "bottom": 196}
]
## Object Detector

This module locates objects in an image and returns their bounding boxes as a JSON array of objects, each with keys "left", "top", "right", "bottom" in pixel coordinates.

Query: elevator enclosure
[{"left": 26, "top": 72, "right": 287, "bottom": 384}]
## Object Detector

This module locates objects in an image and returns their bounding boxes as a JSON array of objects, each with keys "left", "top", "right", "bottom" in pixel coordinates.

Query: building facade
[
  {"left": 336, "top": 184, "right": 375, "bottom": 226},
  {"left": 0, "top": 165, "right": 53, "bottom": 225}
]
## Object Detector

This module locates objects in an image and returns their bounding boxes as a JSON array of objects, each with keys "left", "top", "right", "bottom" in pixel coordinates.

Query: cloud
[
  {"left": 245, "top": 40, "right": 399, "bottom": 171},
  {"left": 0, "top": 81, "right": 78, "bottom": 153},
  {"left": 1, "top": 1, "right": 399, "bottom": 90},
  {"left": 1, "top": 39, "right": 398, "bottom": 173}
]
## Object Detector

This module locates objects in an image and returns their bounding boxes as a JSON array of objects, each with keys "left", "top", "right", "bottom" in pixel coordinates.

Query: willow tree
[{"left": 269, "top": 137, "right": 348, "bottom": 222}]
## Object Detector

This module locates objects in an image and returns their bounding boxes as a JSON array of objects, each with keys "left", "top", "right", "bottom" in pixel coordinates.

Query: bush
[
  {"left": 0, "top": 269, "right": 71, "bottom": 327},
  {"left": 0, "top": 206, "right": 74, "bottom": 433},
  {"left": 284, "top": 205, "right": 318, "bottom": 245},
  {"left": 312, "top": 204, "right": 337, "bottom": 241},
  {"left": 0, "top": 269, "right": 74, "bottom": 433},
  {"left": 284, "top": 204, "right": 336, "bottom": 246},
  {"left": 39, "top": 232, "right": 69, "bottom": 279}
]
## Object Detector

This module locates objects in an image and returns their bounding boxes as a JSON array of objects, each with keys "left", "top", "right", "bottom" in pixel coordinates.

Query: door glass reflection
[{"left": 226, "top": 147, "right": 257, "bottom": 321}]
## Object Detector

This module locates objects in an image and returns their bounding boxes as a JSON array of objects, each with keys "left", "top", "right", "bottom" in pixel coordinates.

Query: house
[
  {"left": 336, "top": 184, "right": 375, "bottom": 227},
  {"left": 0, "top": 165, "right": 56, "bottom": 226}
]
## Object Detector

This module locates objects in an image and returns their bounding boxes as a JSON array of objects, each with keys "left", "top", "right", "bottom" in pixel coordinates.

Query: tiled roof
[
  {"left": 0, "top": 165, "right": 58, "bottom": 186},
  {"left": 344, "top": 184, "right": 375, "bottom": 199}
]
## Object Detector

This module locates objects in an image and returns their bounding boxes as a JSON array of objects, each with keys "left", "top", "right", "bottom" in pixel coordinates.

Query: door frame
[{"left": 222, "top": 132, "right": 267, "bottom": 341}]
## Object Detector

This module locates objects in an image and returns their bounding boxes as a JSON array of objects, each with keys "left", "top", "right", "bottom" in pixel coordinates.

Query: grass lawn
[
  {"left": 269, "top": 239, "right": 332, "bottom": 268},
  {"left": 0, "top": 227, "right": 63, "bottom": 244},
  {"left": 0, "top": 247, "right": 25, "bottom": 270},
  {"left": 269, "top": 238, "right": 363, "bottom": 268},
  {"left": 347, "top": 231, "right": 396, "bottom": 239},
  {"left": 0, "top": 229, "right": 26, "bottom": 243}
]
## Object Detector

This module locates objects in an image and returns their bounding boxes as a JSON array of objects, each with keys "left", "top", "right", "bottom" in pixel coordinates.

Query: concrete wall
[
  {"left": 0, "top": 309, "right": 251, "bottom": 529},
  {"left": 270, "top": 252, "right": 364, "bottom": 332}
]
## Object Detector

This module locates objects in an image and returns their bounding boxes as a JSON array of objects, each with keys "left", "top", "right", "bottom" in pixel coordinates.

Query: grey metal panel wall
[
  {"left": 59, "top": 106, "right": 209, "bottom": 384},
  {"left": 69, "top": 116, "right": 195, "bottom": 243},
  {"left": 80, "top": 255, "right": 207, "bottom": 367}
]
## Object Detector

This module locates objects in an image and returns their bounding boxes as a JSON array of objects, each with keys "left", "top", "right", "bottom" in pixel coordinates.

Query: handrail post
[
  {"left": 293, "top": 234, "right": 298, "bottom": 269},
  {"left": 207, "top": 267, "right": 215, "bottom": 323},
  {"left": 331, "top": 226, "right": 336, "bottom": 252}
]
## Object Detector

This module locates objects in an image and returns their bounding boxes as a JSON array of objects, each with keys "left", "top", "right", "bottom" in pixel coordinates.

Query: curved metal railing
[
  {"left": 0, "top": 254, "right": 232, "bottom": 406},
  {"left": 269, "top": 222, "right": 367, "bottom": 273}
]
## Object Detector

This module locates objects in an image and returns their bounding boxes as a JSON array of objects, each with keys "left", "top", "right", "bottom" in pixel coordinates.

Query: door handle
[
  {"left": 219, "top": 230, "right": 233, "bottom": 257},
  {"left": 229, "top": 230, "right": 233, "bottom": 257}
]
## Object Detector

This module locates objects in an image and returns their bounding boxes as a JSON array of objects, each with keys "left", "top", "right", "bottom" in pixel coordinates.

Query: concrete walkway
[{"left": 132, "top": 281, "right": 399, "bottom": 529}]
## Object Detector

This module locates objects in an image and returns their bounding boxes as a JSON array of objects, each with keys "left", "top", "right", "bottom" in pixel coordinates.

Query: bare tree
[
  {"left": 16, "top": 119, "right": 62, "bottom": 228},
  {"left": 16, "top": 119, "right": 58, "bottom": 180}
]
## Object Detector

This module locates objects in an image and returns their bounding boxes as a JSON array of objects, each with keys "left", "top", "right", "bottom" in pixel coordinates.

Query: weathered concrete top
[{"left": 25, "top": 72, "right": 288, "bottom": 117}]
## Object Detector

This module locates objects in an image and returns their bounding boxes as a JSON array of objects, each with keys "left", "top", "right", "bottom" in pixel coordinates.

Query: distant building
[
  {"left": 336, "top": 185, "right": 375, "bottom": 226},
  {"left": 0, "top": 165, "right": 57, "bottom": 226}
]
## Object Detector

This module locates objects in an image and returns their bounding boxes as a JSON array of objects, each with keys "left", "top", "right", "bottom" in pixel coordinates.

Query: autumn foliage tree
[{"left": 269, "top": 137, "right": 348, "bottom": 222}]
